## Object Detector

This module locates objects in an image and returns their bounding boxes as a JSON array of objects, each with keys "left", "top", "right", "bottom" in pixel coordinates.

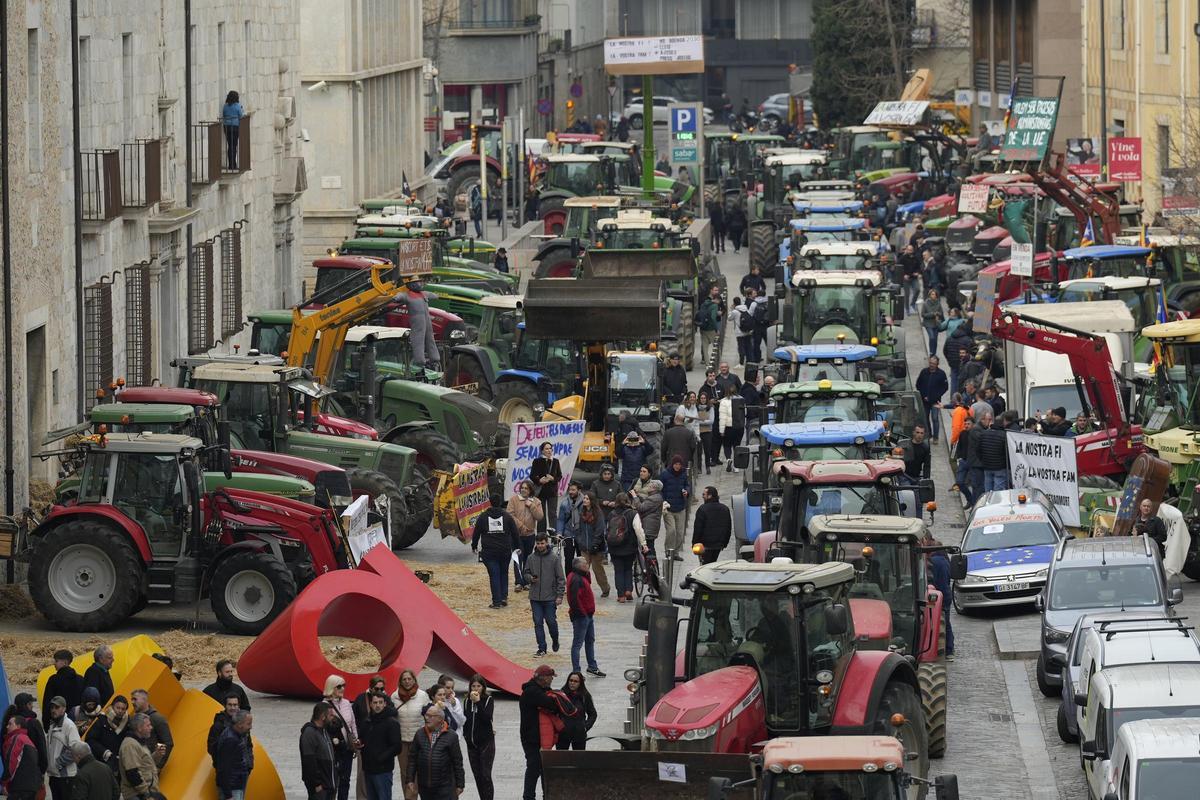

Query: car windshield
[
  {"left": 803, "top": 287, "right": 870, "bottom": 332},
  {"left": 546, "top": 162, "right": 604, "bottom": 195},
  {"left": 804, "top": 254, "right": 873, "bottom": 271},
  {"left": 790, "top": 444, "right": 871, "bottom": 461},
  {"left": 779, "top": 163, "right": 826, "bottom": 186},
  {"left": 1137, "top": 757, "right": 1200, "bottom": 800},
  {"left": 830, "top": 539, "right": 917, "bottom": 648},
  {"left": 609, "top": 355, "right": 657, "bottom": 408},
  {"left": 767, "top": 771, "right": 897, "bottom": 800},
  {"left": 791, "top": 361, "right": 860, "bottom": 382},
  {"left": 1048, "top": 565, "right": 1162, "bottom": 611},
  {"left": 604, "top": 229, "right": 674, "bottom": 249},
  {"left": 962, "top": 519, "right": 1059, "bottom": 552},
  {"left": 1029, "top": 385, "right": 1085, "bottom": 420},
  {"left": 775, "top": 394, "right": 873, "bottom": 423},
  {"left": 1057, "top": 285, "right": 1156, "bottom": 330},
  {"left": 1065, "top": 257, "right": 1145, "bottom": 280},
  {"left": 253, "top": 322, "right": 291, "bottom": 356},
  {"left": 798, "top": 485, "right": 892, "bottom": 522},
  {"left": 1108, "top": 707, "right": 1200, "bottom": 750}
]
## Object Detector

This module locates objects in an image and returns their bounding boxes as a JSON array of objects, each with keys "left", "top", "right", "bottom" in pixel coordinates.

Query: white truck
[{"left": 1103, "top": 718, "right": 1200, "bottom": 799}]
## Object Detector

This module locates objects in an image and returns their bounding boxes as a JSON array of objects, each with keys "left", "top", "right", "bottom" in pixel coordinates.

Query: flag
[
  {"left": 1080, "top": 218, "right": 1096, "bottom": 248},
  {"left": 1001, "top": 79, "right": 1019, "bottom": 129},
  {"left": 402, "top": 172, "right": 411, "bottom": 196},
  {"left": 1157, "top": 283, "right": 1169, "bottom": 324},
  {"left": 1139, "top": 224, "right": 1150, "bottom": 247}
]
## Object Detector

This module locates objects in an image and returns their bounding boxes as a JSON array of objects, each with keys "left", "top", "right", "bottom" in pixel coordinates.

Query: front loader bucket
[
  {"left": 580, "top": 248, "right": 697, "bottom": 281},
  {"left": 541, "top": 750, "right": 754, "bottom": 800},
  {"left": 523, "top": 278, "right": 663, "bottom": 341}
]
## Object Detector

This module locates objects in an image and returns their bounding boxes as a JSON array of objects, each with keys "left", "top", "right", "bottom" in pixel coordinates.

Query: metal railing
[
  {"left": 188, "top": 241, "right": 215, "bottom": 354},
  {"left": 221, "top": 114, "right": 252, "bottom": 175},
  {"left": 84, "top": 281, "right": 114, "bottom": 410},
  {"left": 81, "top": 149, "right": 122, "bottom": 222},
  {"left": 538, "top": 29, "right": 570, "bottom": 53},
  {"left": 120, "top": 139, "right": 162, "bottom": 208},
  {"left": 124, "top": 263, "right": 153, "bottom": 386},
  {"left": 220, "top": 225, "right": 244, "bottom": 338},
  {"left": 191, "top": 122, "right": 223, "bottom": 184}
]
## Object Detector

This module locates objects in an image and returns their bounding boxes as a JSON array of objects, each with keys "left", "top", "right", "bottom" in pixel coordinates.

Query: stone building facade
[{"left": 1, "top": 0, "right": 305, "bottom": 507}]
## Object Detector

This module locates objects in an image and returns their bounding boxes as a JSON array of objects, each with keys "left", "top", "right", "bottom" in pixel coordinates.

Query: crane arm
[
  {"left": 285, "top": 262, "right": 407, "bottom": 382},
  {"left": 989, "top": 307, "right": 1128, "bottom": 430},
  {"left": 1025, "top": 152, "right": 1122, "bottom": 245}
]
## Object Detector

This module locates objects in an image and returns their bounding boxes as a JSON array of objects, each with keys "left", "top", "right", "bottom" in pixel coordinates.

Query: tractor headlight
[
  {"left": 449, "top": 329, "right": 467, "bottom": 340},
  {"left": 624, "top": 668, "right": 643, "bottom": 683},
  {"left": 681, "top": 723, "right": 720, "bottom": 740},
  {"left": 533, "top": 403, "right": 546, "bottom": 415}
]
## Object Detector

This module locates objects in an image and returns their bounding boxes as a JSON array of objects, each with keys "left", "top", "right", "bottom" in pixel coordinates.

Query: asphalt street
[{"left": 5, "top": 244, "right": 1194, "bottom": 799}]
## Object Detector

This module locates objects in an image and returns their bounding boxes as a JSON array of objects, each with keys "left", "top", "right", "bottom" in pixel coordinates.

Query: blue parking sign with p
[{"left": 671, "top": 107, "right": 696, "bottom": 133}]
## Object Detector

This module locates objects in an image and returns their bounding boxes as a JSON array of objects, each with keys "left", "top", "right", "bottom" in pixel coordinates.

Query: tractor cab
[
  {"left": 339, "top": 326, "right": 440, "bottom": 383},
  {"left": 1058, "top": 244, "right": 1153, "bottom": 282},
  {"left": 784, "top": 241, "right": 883, "bottom": 281},
  {"left": 531, "top": 195, "right": 622, "bottom": 276},
  {"left": 606, "top": 351, "right": 662, "bottom": 433},
  {"left": 770, "top": 380, "right": 883, "bottom": 425},
  {"left": 787, "top": 216, "right": 870, "bottom": 246},
  {"left": 1142, "top": 320, "right": 1200, "bottom": 513},
  {"left": 828, "top": 126, "right": 888, "bottom": 177},
  {"left": 770, "top": 343, "right": 881, "bottom": 384},
  {"left": 784, "top": 271, "right": 904, "bottom": 359},
  {"left": 340, "top": 229, "right": 515, "bottom": 294},
  {"left": 762, "top": 152, "right": 832, "bottom": 224}
]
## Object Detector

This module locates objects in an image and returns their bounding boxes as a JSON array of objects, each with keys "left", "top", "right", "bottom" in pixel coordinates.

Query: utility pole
[
  {"left": 643, "top": 75, "right": 655, "bottom": 198},
  {"left": 1100, "top": 0, "right": 1108, "bottom": 177}
]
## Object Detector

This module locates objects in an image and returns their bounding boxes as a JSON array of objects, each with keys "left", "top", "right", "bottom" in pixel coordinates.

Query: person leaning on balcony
[{"left": 222, "top": 91, "right": 245, "bottom": 170}]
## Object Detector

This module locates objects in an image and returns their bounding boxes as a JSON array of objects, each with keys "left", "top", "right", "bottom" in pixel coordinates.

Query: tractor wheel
[
  {"left": 871, "top": 680, "right": 929, "bottom": 800},
  {"left": 539, "top": 198, "right": 568, "bottom": 235},
  {"left": 1057, "top": 701, "right": 1079, "bottom": 743},
  {"left": 676, "top": 301, "right": 696, "bottom": 370},
  {"left": 748, "top": 223, "right": 775, "bottom": 271},
  {"left": 1035, "top": 653, "right": 1058, "bottom": 698},
  {"left": 446, "top": 165, "right": 500, "bottom": 210},
  {"left": 28, "top": 520, "right": 143, "bottom": 632},
  {"left": 918, "top": 661, "right": 948, "bottom": 759},
  {"left": 345, "top": 467, "right": 417, "bottom": 550},
  {"left": 396, "top": 461, "right": 437, "bottom": 549},
  {"left": 533, "top": 245, "right": 577, "bottom": 278},
  {"left": 448, "top": 355, "right": 493, "bottom": 402},
  {"left": 388, "top": 427, "right": 462, "bottom": 474},
  {"left": 495, "top": 381, "right": 542, "bottom": 424},
  {"left": 210, "top": 551, "right": 297, "bottom": 635}
]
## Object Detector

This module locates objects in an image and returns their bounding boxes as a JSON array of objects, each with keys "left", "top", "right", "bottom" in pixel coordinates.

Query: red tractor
[
  {"left": 24, "top": 433, "right": 348, "bottom": 635},
  {"left": 596, "top": 560, "right": 930, "bottom": 797}
]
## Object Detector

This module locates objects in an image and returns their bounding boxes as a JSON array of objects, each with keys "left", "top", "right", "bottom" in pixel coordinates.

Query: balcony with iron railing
[
  {"left": 120, "top": 139, "right": 162, "bottom": 209},
  {"left": 449, "top": 0, "right": 539, "bottom": 30},
  {"left": 538, "top": 29, "right": 571, "bottom": 55},
  {"left": 191, "top": 115, "right": 252, "bottom": 187},
  {"left": 81, "top": 149, "right": 122, "bottom": 223}
]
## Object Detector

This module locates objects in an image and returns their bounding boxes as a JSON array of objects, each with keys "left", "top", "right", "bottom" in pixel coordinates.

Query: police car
[{"left": 951, "top": 489, "right": 1068, "bottom": 612}]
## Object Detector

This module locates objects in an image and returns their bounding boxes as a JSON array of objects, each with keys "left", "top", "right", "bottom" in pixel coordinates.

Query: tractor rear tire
[
  {"left": 749, "top": 223, "right": 775, "bottom": 272},
  {"left": 534, "top": 245, "right": 578, "bottom": 278},
  {"left": 676, "top": 301, "right": 696, "bottom": 370},
  {"left": 28, "top": 520, "right": 143, "bottom": 632},
  {"left": 210, "top": 551, "right": 297, "bottom": 635},
  {"left": 449, "top": 355, "right": 493, "bottom": 402},
  {"left": 389, "top": 427, "right": 462, "bottom": 473},
  {"left": 538, "top": 197, "right": 568, "bottom": 235},
  {"left": 446, "top": 165, "right": 500, "bottom": 210},
  {"left": 495, "top": 381, "right": 542, "bottom": 424},
  {"left": 872, "top": 680, "right": 929, "bottom": 800},
  {"left": 345, "top": 467, "right": 416, "bottom": 550},
  {"left": 918, "top": 661, "right": 948, "bottom": 759}
]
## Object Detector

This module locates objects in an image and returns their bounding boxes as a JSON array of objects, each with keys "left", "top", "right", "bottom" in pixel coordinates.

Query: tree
[{"left": 811, "top": 0, "right": 914, "bottom": 129}]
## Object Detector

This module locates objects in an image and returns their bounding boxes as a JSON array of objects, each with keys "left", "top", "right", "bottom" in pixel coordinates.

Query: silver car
[{"left": 950, "top": 490, "right": 1067, "bottom": 612}]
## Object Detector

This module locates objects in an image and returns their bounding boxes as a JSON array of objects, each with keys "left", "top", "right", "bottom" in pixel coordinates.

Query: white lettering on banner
[
  {"left": 1007, "top": 431, "right": 1080, "bottom": 526},
  {"left": 343, "top": 495, "right": 388, "bottom": 564},
  {"left": 1010, "top": 242, "right": 1034, "bottom": 277},
  {"left": 958, "top": 184, "right": 990, "bottom": 214},
  {"left": 505, "top": 420, "right": 588, "bottom": 495}
]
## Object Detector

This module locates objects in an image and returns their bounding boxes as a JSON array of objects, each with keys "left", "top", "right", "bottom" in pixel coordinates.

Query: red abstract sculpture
[{"left": 239, "top": 545, "right": 531, "bottom": 698}]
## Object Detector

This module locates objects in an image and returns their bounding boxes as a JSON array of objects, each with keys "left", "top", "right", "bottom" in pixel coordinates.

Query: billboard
[
  {"left": 1066, "top": 138, "right": 1101, "bottom": 177},
  {"left": 1108, "top": 137, "right": 1142, "bottom": 182}
]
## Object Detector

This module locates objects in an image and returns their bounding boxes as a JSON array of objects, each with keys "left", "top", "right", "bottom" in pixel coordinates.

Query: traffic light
[
  {"left": 470, "top": 124, "right": 479, "bottom": 154},
  {"left": 566, "top": 99, "right": 575, "bottom": 128}
]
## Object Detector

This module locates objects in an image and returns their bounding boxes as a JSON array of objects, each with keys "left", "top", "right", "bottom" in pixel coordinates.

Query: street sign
[
  {"left": 958, "top": 184, "right": 990, "bottom": 214},
  {"left": 423, "top": 116, "right": 438, "bottom": 132},
  {"left": 954, "top": 89, "right": 974, "bottom": 107},
  {"left": 978, "top": 91, "right": 993, "bottom": 108},
  {"left": 1000, "top": 96, "right": 1060, "bottom": 162},
  {"left": 1109, "top": 137, "right": 1142, "bottom": 181},
  {"left": 1011, "top": 242, "right": 1034, "bottom": 278},
  {"left": 537, "top": 98, "right": 552, "bottom": 115},
  {"left": 604, "top": 35, "right": 705, "bottom": 75},
  {"left": 668, "top": 102, "right": 703, "bottom": 168}
]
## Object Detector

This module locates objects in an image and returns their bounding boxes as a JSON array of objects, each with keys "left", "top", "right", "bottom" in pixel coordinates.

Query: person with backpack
[
  {"left": 469, "top": 184, "right": 483, "bottom": 238},
  {"left": 745, "top": 288, "right": 770, "bottom": 363},
  {"left": 472, "top": 492, "right": 521, "bottom": 609},
  {"left": 728, "top": 297, "right": 752, "bottom": 366},
  {"left": 697, "top": 284, "right": 724, "bottom": 363},
  {"left": 555, "top": 672, "right": 598, "bottom": 751},
  {"left": 518, "top": 666, "right": 562, "bottom": 800},
  {"left": 606, "top": 492, "right": 645, "bottom": 603}
]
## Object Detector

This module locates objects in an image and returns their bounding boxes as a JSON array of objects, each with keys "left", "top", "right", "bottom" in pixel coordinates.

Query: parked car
[
  {"left": 950, "top": 489, "right": 1067, "bottom": 613},
  {"left": 1079, "top": 662, "right": 1200, "bottom": 800},
  {"left": 622, "top": 95, "right": 714, "bottom": 129},
  {"left": 1035, "top": 534, "right": 1183, "bottom": 697},
  {"left": 1055, "top": 612, "right": 1197, "bottom": 743},
  {"left": 1103, "top": 718, "right": 1200, "bottom": 799},
  {"left": 758, "top": 93, "right": 812, "bottom": 126}
]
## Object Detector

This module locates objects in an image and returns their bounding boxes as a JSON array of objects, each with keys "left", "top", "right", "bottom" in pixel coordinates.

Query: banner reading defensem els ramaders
[
  {"left": 505, "top": 420, "right": 587, "bottom": 496},
  {"left": 1006, "top": 431, "right": 1080, "bottom": 526}
]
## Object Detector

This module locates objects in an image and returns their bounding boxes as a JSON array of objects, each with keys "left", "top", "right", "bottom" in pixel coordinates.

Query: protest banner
[
  {"left": 342, "top": 495, "right": 388, "bottom": 564},
  {"left": 1006, "top": 431, "right": 1080, "bottom": 526},
  {"left": 1108, "top": 137, "right": 1142, "bottom": 181},
  {"left": 452, "top": 461, "right": 491, "bottom": 534},
  {"left": 505, "top": 420, "right": 588, "bottom": 495},
  {"left": 958, "top": 184, "right": 990, "bottom": 214}
]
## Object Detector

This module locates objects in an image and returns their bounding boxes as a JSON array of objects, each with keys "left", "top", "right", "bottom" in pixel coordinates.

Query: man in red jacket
[{"left": 566, "top": 557, "right": 606, "bottom": 678}]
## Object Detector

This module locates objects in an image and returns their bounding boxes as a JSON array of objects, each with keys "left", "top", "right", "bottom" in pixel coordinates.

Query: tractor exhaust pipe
[{"left": 360, "top": 342, "right": 378, "bottom": 428}]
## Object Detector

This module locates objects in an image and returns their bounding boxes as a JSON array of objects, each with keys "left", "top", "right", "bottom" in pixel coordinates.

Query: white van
[
  {"left": 1072, "top": 616, "right": 1200, "bottom": 737},
  {"left": 1104, "top": 718, "right": 1200, "bottom": 799},
  {"left": 1079, "top": 663, "right": 1200, "bottom": 800}
]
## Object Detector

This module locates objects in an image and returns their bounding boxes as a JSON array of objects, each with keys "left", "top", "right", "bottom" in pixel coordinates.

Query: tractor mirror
[
  {"left": 948, "top": 553, "right": 967, "bottom": 581},
  {"left": 746, "top": 483, "right": 764, "bottom": 507},
  {"left": 1034, "top": 594, "right": 1045, "bottom": 612},
  {"left": 570, "top": 237, "right": 581, "bottom": 259},
  {"left": 781, "top": 303, "right": 795, "bottom": 341},
  {"left": 892, "top": 295, "right": 905, "bottom": 322},
  {"left": 220, "top": 448, "right": 233, "bottom": 480},
  {"left": 826, "top": 603, "right": 850, "bottom": 636},
  {"left": 891, "top": 358, "right": 906, "bottom": 379},
  {"left": 1074, "top": 691, "right": 1087, "bottom": 707},
  {"left": 918, "top": 478, "right": 935, "bottom": 504},
  {"left": 1080, "top": 740, "right": 1103, "bottom": 761},
  {"left": 934, "top": 774, "right": 960, "bottom": 800},
  {"left": 708, "top": 777, "right": 733, "bottom": 800},
  {"left": 733, "top": 446, "right": 751, "bottom": 470},
  {"left": 183, "top": 460, "right": 200, "bottom": 498},
  {"left": 774, "top": 280, "right": 785, "bottom": 299},
  {"left": 217, "top": 419, "right": 232, "bottom": 450}
]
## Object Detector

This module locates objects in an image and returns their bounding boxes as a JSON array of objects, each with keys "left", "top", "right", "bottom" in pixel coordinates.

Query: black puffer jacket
[
  {"left": 976, "top": 426, "right": 1008, "bottom": 470},
  {"left": 405, "top": 726, "right": 465, "bottom": 790},
  {"left": 691, "top": 498, "right": 733, "bottom": 551},
  {"left": 359, "top": 705, "right": 403, "bottom": 775}
]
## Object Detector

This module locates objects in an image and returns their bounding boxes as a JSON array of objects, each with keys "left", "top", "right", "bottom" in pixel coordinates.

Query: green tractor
[
  {"left": 779, "top": 270, "right": 906, "bottom": 369},
  {"left": 181, "top": 361, "right": 433, "bottom": 549},
  {"left": 340, "top": 227, "right": 517, "bottom": 294},
  {"left": 826, "top": 125, "right": 889, "bottom": 178},
  {"left": 702, "top": 132, "right": 786, "bottom": 210},
  {"left": 769, "top": 378, "right": 922, "bottom": 441},
  {"left": 356, "top": 202, "right": 498, "bottom": 259},
  {"left": 748, "top": 151, "right": 834, "bottom": 272},
  {"left": 531, "top": 195, "right": 622, "bottom": 278},
  {"left": 1142, "top": 320, "right": 1200, "bottom": 517}
]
